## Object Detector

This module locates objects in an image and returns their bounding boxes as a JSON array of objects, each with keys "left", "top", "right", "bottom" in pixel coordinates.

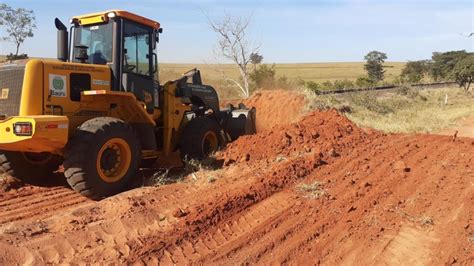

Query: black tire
[
  {"left": 0, "top": 151, "right": 61, "bottom": 183},
  {"left": 180, "top": 117, "right": 224, "bottom": 160},
  {"left": 63, "top": 117, "right": 140, "bottom": 200}
]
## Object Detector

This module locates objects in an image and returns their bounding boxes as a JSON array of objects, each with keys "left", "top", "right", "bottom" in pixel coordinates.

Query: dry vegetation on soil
[
  {"left": 160, "top": 62, "right": 405, "bottom": 83},
  {"left": 306, "top": 87, "right": 474, "bottom": 134},
  {"left": 160, "top": 62, "right": 405, "bottom": 98},
  {"left": 0, "top": 89, "right": 473, "bottom": 265}
]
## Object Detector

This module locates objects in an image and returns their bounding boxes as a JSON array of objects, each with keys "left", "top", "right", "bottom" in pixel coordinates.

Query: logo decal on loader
[
  {"left": 49, "top": 74, "right": 67, "bottom": 97},
  {"left": 0, "top": 88, "right": 9, "bottom": 100}
]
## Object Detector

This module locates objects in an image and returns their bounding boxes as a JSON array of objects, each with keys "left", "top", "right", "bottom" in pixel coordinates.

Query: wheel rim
[
  {"left": 96, "top": 138, "right": 132, "bottom": 183},
  {"left": 202, "top": 131, "right": 218, "bottom": 156}
]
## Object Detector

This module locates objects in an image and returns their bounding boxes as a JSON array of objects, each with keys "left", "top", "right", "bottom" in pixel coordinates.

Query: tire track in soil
[
  {"left": 1, "top": 108, "right": 472, "bottom": 264},
  {"left": 0, "top": 186, "right": 66, "bottom": 208},
  {"left": 141, "top": 134, "right": 473, "bottom": 265},
  {"left": 0, "top": 178, "right": 205, "bottom": 227},
  {"left": 150, "top": 191, "right": 295, "bottom": 265},
  {"left": 128, "top": 140, "right": 355, "bottom": 264},
  {"left": 0, "top": 187, "right": 89, "bottom": 225},
  {"left": 0, "top": 110, "right": 371, "bottom": 264},
  {"left": 0, "top": 188, "right": 75, "bottom": 209}
]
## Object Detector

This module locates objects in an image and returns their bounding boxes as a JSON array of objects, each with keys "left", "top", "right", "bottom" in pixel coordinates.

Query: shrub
[
  {"left": 355, "top": 76, "right": 375, "bottom": 87},
  {"left": 333, "top": 79, "right": 355, "bottom": 90},
  {"left": 6, "top": 53, "right": 28, "bottom": 61},
  {"left": 305, "top": 81, "right": 320, "bottom": 94},
  {"left": 276, "top": 76, "right": 292, "bottom": 90},
  {"left": 401, "top": 60, "right": 430, "bottom": 83},
  {"left": 350, "top": 92, "right": 392, "bottom": 114},
  {"left": 250, "top": 64, "right": 276, "bottom": 89}
]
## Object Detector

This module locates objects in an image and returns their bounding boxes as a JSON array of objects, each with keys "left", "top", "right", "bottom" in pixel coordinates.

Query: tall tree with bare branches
[{"left": 208, "top": 14, "right": 259, "bottom": 98}]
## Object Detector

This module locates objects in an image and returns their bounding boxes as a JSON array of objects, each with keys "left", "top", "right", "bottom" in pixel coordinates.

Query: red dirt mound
[
  {"left": 242, "top": 90, "right": 307, "bottom": 132},
  {"left": 0, "top": 95, "right": 472, "bottom": 264},
  {"left": 218, "top": 109, "right": 369, "bottom": 165}
]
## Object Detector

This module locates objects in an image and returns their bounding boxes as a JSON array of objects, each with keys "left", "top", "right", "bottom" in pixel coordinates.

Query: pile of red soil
[
  {"left": 233, "top": 90, "right": 307, "bottom": 132},
  {"left": 1, "top": 91, "right": 473, "bottom": 264},
  {"left": 218, "top": 109, "right": 370, "bottom": 164}
]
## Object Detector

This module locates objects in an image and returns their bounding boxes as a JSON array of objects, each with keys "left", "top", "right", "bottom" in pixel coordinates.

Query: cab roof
[{"left": 72, "top": 10, "right": 160, "bottom": 30}]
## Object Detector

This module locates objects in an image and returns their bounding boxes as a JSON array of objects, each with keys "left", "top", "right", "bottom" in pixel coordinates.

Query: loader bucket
[{"left": 224, "top": 104, "right": 257, "bottom": 141}]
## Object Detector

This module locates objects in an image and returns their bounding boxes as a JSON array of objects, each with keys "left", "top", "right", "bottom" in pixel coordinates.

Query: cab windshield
[{"left": 73, "top": 23, "right": 113, "bottom": 64}]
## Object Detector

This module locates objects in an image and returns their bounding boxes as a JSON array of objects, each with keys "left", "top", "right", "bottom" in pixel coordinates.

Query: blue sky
[{"left": 0, "top": 0, "right": 472, "bottom": 63}]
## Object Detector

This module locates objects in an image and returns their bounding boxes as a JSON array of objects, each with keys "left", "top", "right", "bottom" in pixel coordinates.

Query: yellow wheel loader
[{"left": 0, "top": 10, "right": 256, "bottom": 199}]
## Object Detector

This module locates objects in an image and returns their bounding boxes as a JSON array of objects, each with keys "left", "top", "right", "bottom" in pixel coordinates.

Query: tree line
[
  {"left": 401, "top": 51, "right": 473, "bottom": 91},
  {"left": 208, "top": 13, "right": 473, "bottom": 97},
  {"left": 364, "top": 50, "right": 473, "bottom": 91}
]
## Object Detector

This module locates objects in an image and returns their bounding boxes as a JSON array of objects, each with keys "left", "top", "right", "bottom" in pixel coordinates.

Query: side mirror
[
  {"left": 151, "top": 31, "right": 157, "bottom": 49},
  {"left": 55, "top": 18, "right": 68, "bottom": 62},
  {"left": 154, "top": 28, "right": 163, "bottom": 47}
]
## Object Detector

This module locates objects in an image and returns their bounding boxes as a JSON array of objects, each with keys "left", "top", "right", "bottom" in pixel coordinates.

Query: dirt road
[{"left": 0, "top": 91, "right": 473, "bottom": 265}]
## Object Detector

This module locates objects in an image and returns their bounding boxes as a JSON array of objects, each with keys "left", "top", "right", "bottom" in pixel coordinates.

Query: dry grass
[
  {"left": 159, "top": 62, "right": 406, "bottom": 99},
  {"left": 297, "top": 181, "right": 327, "bottom": 199},
  {"left": 160, "top": 62, "right": 405, "bottom": 83},
  {"left": 305, "top": 87, "right": 474, "bottom": 134}
]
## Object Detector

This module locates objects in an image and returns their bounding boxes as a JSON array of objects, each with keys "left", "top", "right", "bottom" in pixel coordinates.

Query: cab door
[{"left": 121, "top": 20, "right": 155, "bottom": 113}]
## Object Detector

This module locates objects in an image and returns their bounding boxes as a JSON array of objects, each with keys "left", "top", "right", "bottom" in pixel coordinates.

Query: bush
[
  {"left": 396, "top": 85, "right": 423, "bottom": 99},
  {"left": 349, "top": 92, "right": 392, "bottom": 114},
  {"left": 401, "top": 60, "right": 429, "bottom": 83},
  {"left": 305, "top": 81, "right": 320, "bottom": 94},
  {"left": 250, "top": 64, "right": 276, "bottom": 89},
  {"left": 275, "top": 76, "right": 293, "bottom": 90},
  {"left": 6, "top": 53, "right": 28, "bottom": 61},
  {"left": 355, "top": 76, "right": 375, "bottom": 87},
  {"left": 304, "top": 79, "right": 357, "bottom": 93},
  {"left": 333, "top": 79, "right": 354, "bottom": 90}
]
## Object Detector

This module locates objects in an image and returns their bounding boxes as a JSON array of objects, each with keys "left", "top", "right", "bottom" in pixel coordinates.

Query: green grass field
[{"left": 159, "top": 62, "right": 405, "bottom": 83}]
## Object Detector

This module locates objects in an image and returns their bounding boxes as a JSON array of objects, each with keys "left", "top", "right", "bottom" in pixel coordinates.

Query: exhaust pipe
[{"left": 55, "top": 18, "right": 68, "bottom": 62}]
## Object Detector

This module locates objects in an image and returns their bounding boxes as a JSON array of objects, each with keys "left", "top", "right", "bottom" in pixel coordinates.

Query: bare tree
[
  {"left": 208, "top": 14, "right": 259, "bottom": 98},
  {"left": 0, "top": 4, "right": 36, "bottom": 56}
]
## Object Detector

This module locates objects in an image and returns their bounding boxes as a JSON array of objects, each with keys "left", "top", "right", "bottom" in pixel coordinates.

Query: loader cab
[{"left": 68, "top": 10, "right": 160, "bottom": 111}]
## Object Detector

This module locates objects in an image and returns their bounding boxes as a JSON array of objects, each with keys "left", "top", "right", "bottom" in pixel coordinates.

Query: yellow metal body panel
[
  {"left": 0, "top": 116, "right": 68, "bottom": 153},
  {"left": 20, "top": 60, "right": 44, "bottom": 116},
  {"left": 81, "top": 91, "right": 156, "bottom": 125},
  {"left": 73, "top": 10, "right": 160, "bottom": 29},
  {"left": 41, "top": 60, "right": 113, "bottom": 131},
  {"left": 162, "top": 81, "right": 191, "bottom": 156},
  {"left": 1, "top": 59, "right": 160, "bottom": 155},
  {"left": 1, "top": 57, "right": 191, "bottom": 165}
]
